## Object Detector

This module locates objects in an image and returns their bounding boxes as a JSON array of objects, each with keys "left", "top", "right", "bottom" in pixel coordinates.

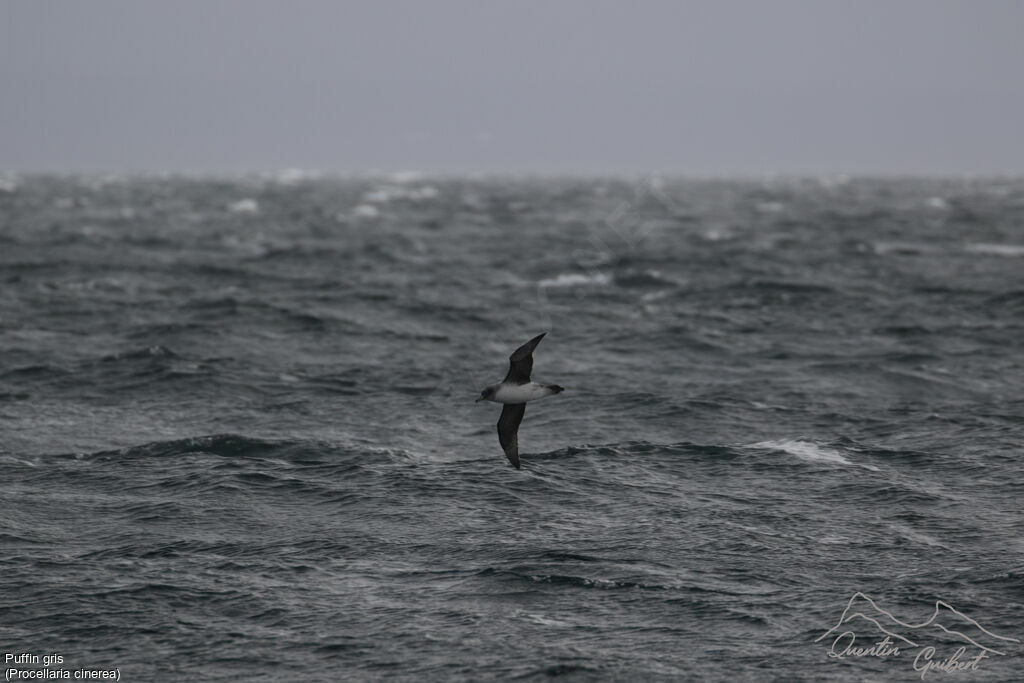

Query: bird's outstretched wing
[
  {"left": 503, "top": 332, "right": 546, "bottom": 385},
  {"left": 497, "top": 403, "right": 526, "bottom": 469}
]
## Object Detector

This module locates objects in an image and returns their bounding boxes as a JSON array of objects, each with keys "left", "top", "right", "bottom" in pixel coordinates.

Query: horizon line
[{"left": 4, "top": 168, "right": 1024, "bottom": 181}]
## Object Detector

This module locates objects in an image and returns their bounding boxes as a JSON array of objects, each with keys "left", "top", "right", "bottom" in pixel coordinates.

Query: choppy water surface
[{"left": 2, "top": 174, "right": 1023, "bottom": 680}]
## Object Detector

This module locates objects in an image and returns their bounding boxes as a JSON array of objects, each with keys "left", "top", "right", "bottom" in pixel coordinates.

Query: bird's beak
[{"left": 475, "top": 397, "right": 482, "bottom": 403}]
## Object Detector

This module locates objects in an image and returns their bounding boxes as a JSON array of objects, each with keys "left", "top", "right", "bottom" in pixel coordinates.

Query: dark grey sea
[{"left": 2, "top": 174, "right": 1023, "bottom": 680}]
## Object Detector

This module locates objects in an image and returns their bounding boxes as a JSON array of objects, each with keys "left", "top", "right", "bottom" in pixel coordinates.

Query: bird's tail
[{"left": 548, "top": 385, "right": 565, "bottom": 394}]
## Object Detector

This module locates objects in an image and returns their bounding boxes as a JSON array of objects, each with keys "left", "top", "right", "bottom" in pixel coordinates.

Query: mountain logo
[{"left": 816, "top": 592, "right": 1019, "bottom": 677}]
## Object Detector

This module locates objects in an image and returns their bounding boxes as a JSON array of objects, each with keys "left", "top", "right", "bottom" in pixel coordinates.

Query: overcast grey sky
[{"left": 2, "top": 0, "right": 1023, "bottom": 174}]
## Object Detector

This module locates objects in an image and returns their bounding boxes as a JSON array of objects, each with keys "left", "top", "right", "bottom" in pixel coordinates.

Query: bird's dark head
[{"left": 476, "top": 385, "right": 497, "bottom": 403}]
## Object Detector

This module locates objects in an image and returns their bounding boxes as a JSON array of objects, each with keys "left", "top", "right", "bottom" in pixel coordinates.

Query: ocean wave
[
  {"left": 475, "top": 567, "right": 685, "bottom": 592},
  {"left": 73, "top": 434, "right": 289, "bottom": 461},
  {"left": 728, "top": 278, "right": 836, "bottom": 294},
  {"left": 4, "top": 175, "right": 1023, "bottom": 681},
  {"left": 349, "top": 204, "right": 380, "bottom": 219},
  {"left": 746, "top": 438, "right": 881, "bottom": 471},
  {"left": 964, "top": 242, "right": 1024, "bottom": 257},
  {"left": 538, "top": 272, "right": 612, "bottom": 288},
  {"left": 361, "top": 184, "right": 439, "bottom": 203},
  {"left": 60, "top": 434, "right": 421, "bottom": 469},
  {"left": 536, "top": 268, "right": 680, "bottom": 289},
  {"left": 101, "top": 345, "right": 178, "bottom": 361},
  {"left": 872, "top": 241, "right": 940, "bottom": 256},
  {"left": 0, "top": 363, "right": 72, "bottom": 381},
  {"left": 226, "top": 198, "right": 259, "bottom": 215},
  {"left": 613, "top": 269, "right": 680, "bottom": 288}
]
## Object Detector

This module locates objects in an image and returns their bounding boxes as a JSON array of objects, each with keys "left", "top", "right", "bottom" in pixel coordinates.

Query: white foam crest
[
  {"left": 0, "top": 455, "right": 40, "bottom": 467},
  {"left": 887, "top": 522, "right": 947, "bottom": 548},
  {"left": 702, "top": 227, "right": 733, "bottom": 241},
  {"left": 350, "top": 204, "right": 380, "bottom": 220},
  {"left": 362, "top": 184, "right": 439, "bottom": 204},
  {"left": 519, "top": 612, "right": 573, "bottom": 627},
  {"left": 0, "top": 177, "right": 17, "bottom": 193},
  {"left": 407, "top": 185, "right": 439, "bottom": 201},
  {"left": 227, "top": 198, "right": 260, "bottom": 215},
  {"left": 748, "top": 439, "right": 879, "bottom": 471},
  {"left": 538, "top": 272, "right": 612, "bottom": 288},
  {"left": 964, "top": 243, "right": 1024, "bottom": 257}
]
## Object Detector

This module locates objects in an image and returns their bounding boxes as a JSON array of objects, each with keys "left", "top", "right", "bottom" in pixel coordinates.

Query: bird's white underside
[{"left": 490, "top": 382, "right": 558, "bottom": 404}]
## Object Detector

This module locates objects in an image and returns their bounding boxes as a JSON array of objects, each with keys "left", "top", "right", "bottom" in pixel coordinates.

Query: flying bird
[{"left": 476, "top": 333, "right": 564, "bottom": 469}]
